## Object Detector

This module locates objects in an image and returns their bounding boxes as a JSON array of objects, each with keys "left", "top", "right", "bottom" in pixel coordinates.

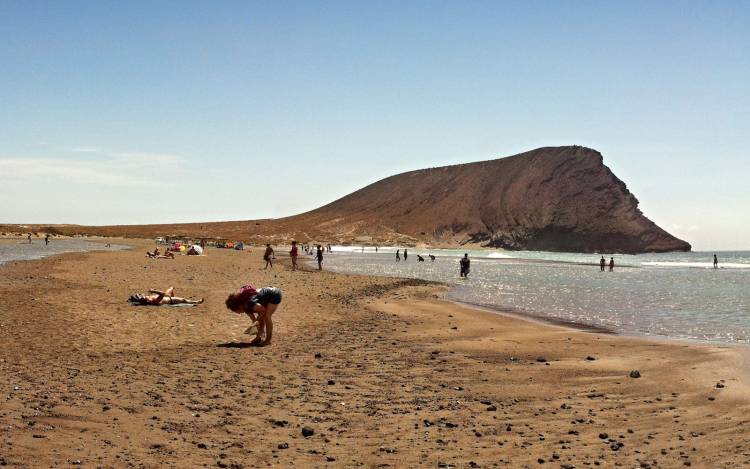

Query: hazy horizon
[{"left": 1, "top": 1, "right": 748, "bottom": 250}]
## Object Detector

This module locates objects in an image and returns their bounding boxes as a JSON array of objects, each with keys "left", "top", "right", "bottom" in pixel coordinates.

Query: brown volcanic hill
[{"left": 2, "top": 146, "right": 690, "bottom": 253}]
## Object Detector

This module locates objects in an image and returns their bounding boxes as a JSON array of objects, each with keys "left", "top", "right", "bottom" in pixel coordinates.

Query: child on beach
[{"left": 225, "top": 284, "right": 282, "bottom": 346}]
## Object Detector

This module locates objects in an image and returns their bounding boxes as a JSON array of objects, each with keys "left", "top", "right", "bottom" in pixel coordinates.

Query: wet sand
[{"left": 1, "top": 239, "right": 748, "bottom": 468}]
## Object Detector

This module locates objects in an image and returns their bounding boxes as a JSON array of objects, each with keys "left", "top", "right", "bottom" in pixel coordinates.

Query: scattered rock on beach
[
  {"left": 302, "top": 426, "right": 315, "bottom": 437},
  {"left": 629, "top": 370, "right": 641, "bottom": 378}
]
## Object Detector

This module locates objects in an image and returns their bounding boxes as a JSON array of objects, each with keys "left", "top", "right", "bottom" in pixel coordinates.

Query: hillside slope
[{"left": 1, "top": 146, "right": 690, "bottom": 253}]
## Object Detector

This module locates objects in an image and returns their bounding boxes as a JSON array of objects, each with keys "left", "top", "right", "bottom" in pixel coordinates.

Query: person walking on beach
[
  {"left": 609, "top": 257, "right": 615, "bottom": 272},
  {"left": 429, "top": 254, "right": 435, "bottom": 262},
  {"left": 225, "top": 284, "right": 282, "bottom": 346},
  {"left": 404, "top": 248, "right": 408, "bottom": 261},
  {"left": 714, "top": 254, "right": 718, "bottom": 269},
  {"left": 263, "top": 244, "right": 275, "bottom": 269},
  {"left": 27, "top": 234, "right": 32, "bottom": 244},
  {"left": 599, "top": 256, "right": 606, "bottom": 272},
  {"left": 316, "top": 245, "right": 324, "bottom": 270},
  {"left": 460, "top": 253, "right": 470, "bottom": 278},
  {"left": 290, "top": 241, "right": 299, "bottom": 271},
  {"left": 44, "top": 234, "right": 49, "bottom": 245},
  {"left": 396, "top": 249, "right": 400, "bottom": 262}
]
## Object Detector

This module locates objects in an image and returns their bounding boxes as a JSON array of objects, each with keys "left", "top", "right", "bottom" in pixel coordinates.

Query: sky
[{"left": 0, "top": 1, "right": 748, "bottom": 250}]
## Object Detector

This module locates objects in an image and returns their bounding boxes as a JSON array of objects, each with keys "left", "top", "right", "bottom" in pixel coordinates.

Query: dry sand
[{"left": 1, "top": 239, "right": 748, "bottom": 468}]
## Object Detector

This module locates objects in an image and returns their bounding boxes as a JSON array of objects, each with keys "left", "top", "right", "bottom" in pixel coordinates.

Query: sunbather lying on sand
[
  {"left": 225, "top": 284, "right": 282, "bottom": 346},
  {"left": 155, "top": 251, "right": 175, "bottom": 259},
  {"left": 145, "top": 247, "right": 160, "bottom": 258},
  {"left": 128, "top": 286, "right": 204, "bottom": 306}
]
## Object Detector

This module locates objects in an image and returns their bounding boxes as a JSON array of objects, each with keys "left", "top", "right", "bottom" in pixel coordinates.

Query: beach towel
[{"left": 129, "top": 301, "right": 197, "bottom": 307}]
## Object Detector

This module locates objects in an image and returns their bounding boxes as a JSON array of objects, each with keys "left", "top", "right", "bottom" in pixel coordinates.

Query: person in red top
[{"left": 289, "top": 241, "right": 299, "bottom": 270}]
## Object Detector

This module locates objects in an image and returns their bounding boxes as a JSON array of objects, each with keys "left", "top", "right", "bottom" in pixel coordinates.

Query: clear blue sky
[{"left": 1, "top": 1, "right": 748, "bottom": 250}]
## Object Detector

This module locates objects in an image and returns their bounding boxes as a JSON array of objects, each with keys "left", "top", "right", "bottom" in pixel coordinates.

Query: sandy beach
[{"left": 1, "top": 239, "right": 749, "bottom": 468}]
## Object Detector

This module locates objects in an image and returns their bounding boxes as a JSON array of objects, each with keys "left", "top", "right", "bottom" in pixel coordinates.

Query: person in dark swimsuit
[
  {"left": 396, "top": 250, "right": 400, "bottom": 262},
  {"left": 609, "top": 257, "right": 615, "bottom": 272},
  {"left": 129, "top": 286, "right": 204, "bottom": 306},
  {"left": 225, "top": 285, "right": 282, "bottom": 346},
  {"left": 600, "top": 256, "right": 606, "bottom": 272},
  {"left": 714, "top": 254, "right": 718, "bottom": 269},
  {"left": 460, "top": 254, "right": 470, "bottom": 277},
  {"left": 403, "top": 248, "right": 408, "bottom": 261},
  {"left": 263, "top": 244, "right": 275, "bottom": 269},
  {"left": 316, "top": 245, "right": 324, "bottom": 270}
]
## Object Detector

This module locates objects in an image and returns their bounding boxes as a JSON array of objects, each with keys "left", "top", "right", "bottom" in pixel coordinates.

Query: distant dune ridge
[{"left": 2, "top": 146, "right": 690, "bottom": 253}]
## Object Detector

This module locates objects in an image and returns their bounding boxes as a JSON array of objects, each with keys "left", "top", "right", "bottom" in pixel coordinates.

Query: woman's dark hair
[{"left": 225, "top": 293, "right": 243, "bottom": 311}]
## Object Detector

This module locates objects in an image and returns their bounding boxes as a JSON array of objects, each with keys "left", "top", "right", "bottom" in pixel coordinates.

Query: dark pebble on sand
[
  {"left": 599, "top": 433, "right": 608, "bottom": 439},
  {"left": 327, "top": 380, "right": 336, "bottom": 385},
  {"left": 326, "top": 456, "right": 336, "bottom": 462},
  {"left": 314, "top": 353, "right": 322, "bottom": 359},
  {"left": 302, "top": 427, "right": 315, "bottom": 437},
  {"left": 586, "top": 356, "right": 596, "bottom": 361},
  {"left": 536, "top": 357, "right": 547, "bottom": 363},
  {"left": 486, "top": 405, "right": 497, "bottom": 411},
  {"left": 715, "top": 382, "right": 725, "bottom": 388},
  {"left": 278, "top": 443, "right": 289, "bottom": 449},
  {"left": 629, "top": 370, "right": 641, "bottom": 378}
]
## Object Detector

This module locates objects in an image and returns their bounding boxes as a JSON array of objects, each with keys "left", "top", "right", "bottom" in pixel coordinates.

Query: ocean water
[
  {"left": 0, "top": 239, "right": 128, "bottom": 266},
  {"left": 321, "top": 246, "right": 750, "bottom": 344}
]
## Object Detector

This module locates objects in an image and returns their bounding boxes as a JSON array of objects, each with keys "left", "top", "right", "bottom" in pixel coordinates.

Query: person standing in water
[
  {"left": 27, "top": 234, "right": 32, "bottom": 244},
  {"left": 714, "top": 254, "right": 718, "bottom": 269},
  {"left": 396, "top": 249, "right": 400, "bottom": 262},
  {"left": 44, "top": 234, "right": 50, "bottom": 245},
  {"left": 316, "top": 245, "right": 324, "bottom": 270},
  {"left": 599, "top": 256, "right": 606, "bottom": 272},
  {"left": 404, "top": 248, "right": 408, "bottom": 261},
  {"left": 460, "top": 253, "right": 470, "bottom": 278},
  {"left": 609, "top": 257, "right": 615, "bottom": 272}
]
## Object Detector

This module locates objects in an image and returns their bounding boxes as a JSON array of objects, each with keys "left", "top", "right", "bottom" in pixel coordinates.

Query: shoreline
[
  {"left": 322, "top": 257, "right": 750, "bottom": 347},
  {"left": 1, "top": 240, "right": 749, "bottom": 467}
]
